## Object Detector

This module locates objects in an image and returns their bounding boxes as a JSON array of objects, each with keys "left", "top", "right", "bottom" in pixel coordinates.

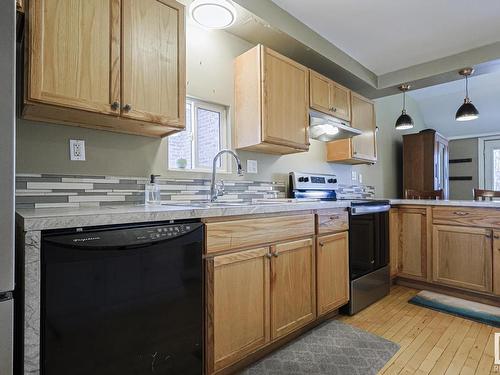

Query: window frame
[{"left": 167, "top": 97, "right": 230, "bottom": 173}]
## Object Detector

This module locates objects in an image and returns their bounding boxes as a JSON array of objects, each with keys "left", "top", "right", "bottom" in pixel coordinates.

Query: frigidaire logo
[{"left": 73, "top": 237, "right": 101, "bottom": 243}]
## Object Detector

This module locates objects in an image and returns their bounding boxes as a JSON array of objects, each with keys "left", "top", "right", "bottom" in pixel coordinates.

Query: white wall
[{"left": 355, "top": 94, "right": 427, "bottom": 198}]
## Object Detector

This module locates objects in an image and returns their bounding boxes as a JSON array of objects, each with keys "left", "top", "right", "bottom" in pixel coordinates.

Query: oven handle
[{"left": 350, "top": 204, "right": 391, "bottom": 215}]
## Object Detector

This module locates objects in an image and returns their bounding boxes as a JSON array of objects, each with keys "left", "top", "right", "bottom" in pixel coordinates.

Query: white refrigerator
[{"left": 0, "top": 1, "right": 16, "bottom": 374}]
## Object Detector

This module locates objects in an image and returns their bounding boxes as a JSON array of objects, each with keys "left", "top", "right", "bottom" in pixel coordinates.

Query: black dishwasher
[{"left": 41, "top": 221, "right": 203, "bottom": 375}]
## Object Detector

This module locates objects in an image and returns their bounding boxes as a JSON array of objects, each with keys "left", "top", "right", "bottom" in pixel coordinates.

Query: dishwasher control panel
[
  {"left": 44, "top": 222, "right": 203, "bottom": 249},
  {"left": 141, "top": 224, "right": 194, "bottom": 241}
]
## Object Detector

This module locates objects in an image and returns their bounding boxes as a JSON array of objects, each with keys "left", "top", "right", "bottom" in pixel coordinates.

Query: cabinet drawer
[
  {"left": 433, "top": 207, "right": 500, "bottom": 228},
  {"left": 206, "top": 214, "right": 315, "bottom": 253},
  {"left": 316, "top": 209, "right": 349, "bottom": 234}
]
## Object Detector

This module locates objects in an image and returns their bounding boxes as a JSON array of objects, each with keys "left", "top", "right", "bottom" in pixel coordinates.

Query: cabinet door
[
  {"left": 433, "top": 225, "right": 492, "bottom": 292},
  {"left": 208, "top": 247, "right": 271, "bottom": 373},
  {"left": 350, "top": 92, "right": 377, "bottom": 161},
  {"left": 262, "top": 48, "right": 309, "bottom": 151},
  {"left": 398, "top": 207, "right": 430, "bottom": 280},
  {"left": 317, "top": 232, "right": 349, "bottom": 316},
  {"left": 494, "top": 231, "right": 500, "bottom": 295},
  {"left": 28, "top": 0, "right": 120, "bottom": 114},
  {"left": 309, "top": 70, "right": 332, "bottom": 115},
  {"left": 122, "top": 0, "right": 185, "bottom": 128},
  {"left": 389, "top": 208, "right": 399, "bottom": 278},
  {"left": 331, "top": 82, "right": 351, "bottom": 121},
  {"left": 271, "top": 238, "right": 315, "bottom": 339}
]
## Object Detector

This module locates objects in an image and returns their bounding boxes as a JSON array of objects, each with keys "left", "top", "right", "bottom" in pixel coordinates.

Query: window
[{"left": 168, "top": 98, "right": 229, "bottom": 172}]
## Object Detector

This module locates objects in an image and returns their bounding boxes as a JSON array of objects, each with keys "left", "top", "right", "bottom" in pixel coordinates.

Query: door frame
[{"left": 478, "top": 135, "right": 500, "bottom": 189}]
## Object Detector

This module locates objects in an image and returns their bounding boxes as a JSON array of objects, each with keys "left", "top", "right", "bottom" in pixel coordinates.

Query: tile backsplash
[{"left": 15, "top": 174, "right": 375, "bottom": 209}]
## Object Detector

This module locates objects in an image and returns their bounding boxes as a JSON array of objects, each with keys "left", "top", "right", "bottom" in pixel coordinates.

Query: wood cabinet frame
[
  {"left": 396, "top": 206, "right": 432, "bottom": 281},
  {"left": 432, "top": 225, "right": 492, "bottom": 292},
  {"left": 316, "top": 232, "right": 349, "bottom": 316},
  {"left": 23, "top": 0, "right": 185, "bottom": 137}
]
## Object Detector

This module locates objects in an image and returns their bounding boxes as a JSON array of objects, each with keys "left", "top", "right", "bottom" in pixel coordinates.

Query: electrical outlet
[
  {"left": 351, "top": 171, "right": 357, "bottom": 181},
  {"left": 359, "top": 173, "right": 363, "bottom": 184},
  {"left": 70, "top": 140, "right": 86, "bottom": 161},
  {"left": 246, "top": 160, "right": 258, "bottom": 174}
]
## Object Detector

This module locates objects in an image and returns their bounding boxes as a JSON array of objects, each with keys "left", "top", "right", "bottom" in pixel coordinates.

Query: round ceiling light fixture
[
  {"left": 395, "top": 84, "right": 414, "bottom": 130},
  {"left": 455, "top": 68, "right": 479, "bottom": 122},
  {"left": 189, "top": 0, "right": 237, "bottom": 29}
]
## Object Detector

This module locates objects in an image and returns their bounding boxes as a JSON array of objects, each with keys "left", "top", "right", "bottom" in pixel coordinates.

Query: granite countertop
[
  {"left": 16, "top": 199, "right": 500, "bottom": 231},
  {"left": 16, "top": 200, "right": 351, "bottom": 231}
]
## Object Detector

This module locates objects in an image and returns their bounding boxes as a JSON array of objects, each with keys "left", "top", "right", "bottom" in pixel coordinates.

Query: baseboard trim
[{"left": 396, "top": 277, "right": 500, "bottom": 307}]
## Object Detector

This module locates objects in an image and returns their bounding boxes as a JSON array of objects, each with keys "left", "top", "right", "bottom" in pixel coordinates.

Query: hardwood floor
[{"left": 339, "top": 286, "right": 498, "bottom": 375}]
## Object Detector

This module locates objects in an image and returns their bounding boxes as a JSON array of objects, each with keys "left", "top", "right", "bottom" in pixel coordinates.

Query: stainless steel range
[{"left": 289, "top": 172, "right": 391, "bottom": 315}]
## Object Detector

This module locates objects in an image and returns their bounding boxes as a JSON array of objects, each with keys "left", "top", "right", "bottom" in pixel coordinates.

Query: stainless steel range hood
[{"left": 309, "top": 109, "right": 362, "bottom": 142}]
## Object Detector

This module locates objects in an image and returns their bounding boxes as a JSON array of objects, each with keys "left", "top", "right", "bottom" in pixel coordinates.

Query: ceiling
[
  {"left": 408, "top": 70, "right": 500, "bottom": 138},
  {"left": 269, "top": 0, "right": 500, "bottom": 75}
]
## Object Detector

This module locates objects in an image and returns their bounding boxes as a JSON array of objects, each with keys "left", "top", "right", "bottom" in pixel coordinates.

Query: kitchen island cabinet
[{"left": 391, "top": 202, "right": 500, "bottom": 303}]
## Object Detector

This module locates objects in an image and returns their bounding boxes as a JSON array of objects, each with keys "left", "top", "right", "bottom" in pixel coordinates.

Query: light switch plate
[
  {"left": 70, "top": 140, "right": 86, "bottom": 161},
  {"left": 351, "top": 171, "right": 357, "bottom": 181},
  {"left": 246, "top": 160, "right": 258, "bottom": 174},
  {"left": 359, "top": 173, "right": 363, "bottom": 184}
]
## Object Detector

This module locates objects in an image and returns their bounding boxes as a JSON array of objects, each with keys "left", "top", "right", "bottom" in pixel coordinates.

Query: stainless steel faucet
[{"left": 210, "top": 150, "right": 244, "bottom": 202}]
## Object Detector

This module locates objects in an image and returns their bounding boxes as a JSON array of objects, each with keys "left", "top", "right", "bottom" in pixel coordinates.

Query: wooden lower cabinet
[
  {"left": 208, "top": 247, "right": 271, "bottom": 373},
  {"left": 271, "top": 238, "right": 316, "bottom": 339},
  {"left": 207, "top": 236, "right": 316, "bottom": 373},
  {"left": 389, "top": 208, "right": 399, "bottom": 278},
  {"left": 432, "top": 225, "right": 493, "bottom": 293},
  {"left": 494, "top": 231, "right": 500, "bottom": 295},
  {"left": 398, "top": 207, "right": 430, "bottom": 281},
  {"left": 316, "top": 232, "right": 349, "bottom": 316}
]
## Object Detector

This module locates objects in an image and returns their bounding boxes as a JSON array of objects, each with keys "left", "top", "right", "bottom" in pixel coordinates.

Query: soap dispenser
[{"left": 145, "top": 174, "right": 161, "bottom": 205}]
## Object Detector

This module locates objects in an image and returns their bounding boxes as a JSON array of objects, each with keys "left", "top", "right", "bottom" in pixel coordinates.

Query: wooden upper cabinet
[
  {"left": 121, "top": 0, "right": 185, "bottom": 128},
  {"left": 27, "top": 0, "right": 118, "bottom": 115},
  {"left": 326, "top": 92, "right": 377, "bottom": 164},
  {"left": 235, "top": 45, "right": 310, "bottom": 155},
  {"left": 331, "top": 82, "right": 351, "bottom": 121},
  {"left": 309, "top": 70, "right": 331, "bottom": 115},
  {"left": 24, "top": 0, "right": 185, "bottom": 137},
  {"left": 398, "top": 207, "right": 431, "bottom": 281},
  {"left": 316, "top": 232, "right": 349, "bottom": 316},
  {"left": 494, "top": 231, "right": 500, "bottom": 295},
  {"left": 309, "top": 70, "right": 351, "bottom": 121},
  {"left": 271, "top": 238, "right": 316, "bottom": 340},
  {"left": 433, "top": 225, "right": 492, "bottom": 293},
  {"left": 208, "top": 247, "right": 271, "bottom": 373}
]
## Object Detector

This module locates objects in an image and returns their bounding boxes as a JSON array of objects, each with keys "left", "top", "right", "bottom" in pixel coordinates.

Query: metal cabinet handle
[
  {"left": 486, "top": 233, "right": 492, "bottom": 239},
  {"left": 453, "top": 211, "right": 469, "bottom": 216},
  {"left": 272, "top": 252, "right": 279, "bottom": 258},
  {"left": 123, "top": 104, "right": 132, "bottom": 112},
  {"left": 329, "top": 215, "right": 339, "bottom": 220},
  {"left": 319, "top": 242, "right": 324, "bottom": 247},
  {"left": 265, "top": 253, "right": 273, "bottom": 259},
  {"left": 111, "top": 101, "right": 120, "bottom": 110},
  {"left": 494, "top": 234, "right": 500, "bottom": 239}
]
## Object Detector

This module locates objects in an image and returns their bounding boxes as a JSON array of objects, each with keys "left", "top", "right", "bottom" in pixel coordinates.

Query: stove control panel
[{"left": 289, "top": 172, "right": 338, "bottom": 191}]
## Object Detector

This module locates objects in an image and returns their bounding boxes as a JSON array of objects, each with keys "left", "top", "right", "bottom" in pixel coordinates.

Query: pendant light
[
  {"left": 395, "top": 84, "right": 414, "bottom": 130},
  {"left": 455, "top": 68, "right": 479, "bottom": 122}
]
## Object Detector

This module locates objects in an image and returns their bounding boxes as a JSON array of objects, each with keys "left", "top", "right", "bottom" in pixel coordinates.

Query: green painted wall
[{"left": 354, "top": 94, "right": 427, "bottom": 198}]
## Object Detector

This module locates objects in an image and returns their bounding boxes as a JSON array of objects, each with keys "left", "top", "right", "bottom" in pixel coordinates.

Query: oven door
[{"left": 348, "top": 206, "right": 389, "bottom": 280}]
